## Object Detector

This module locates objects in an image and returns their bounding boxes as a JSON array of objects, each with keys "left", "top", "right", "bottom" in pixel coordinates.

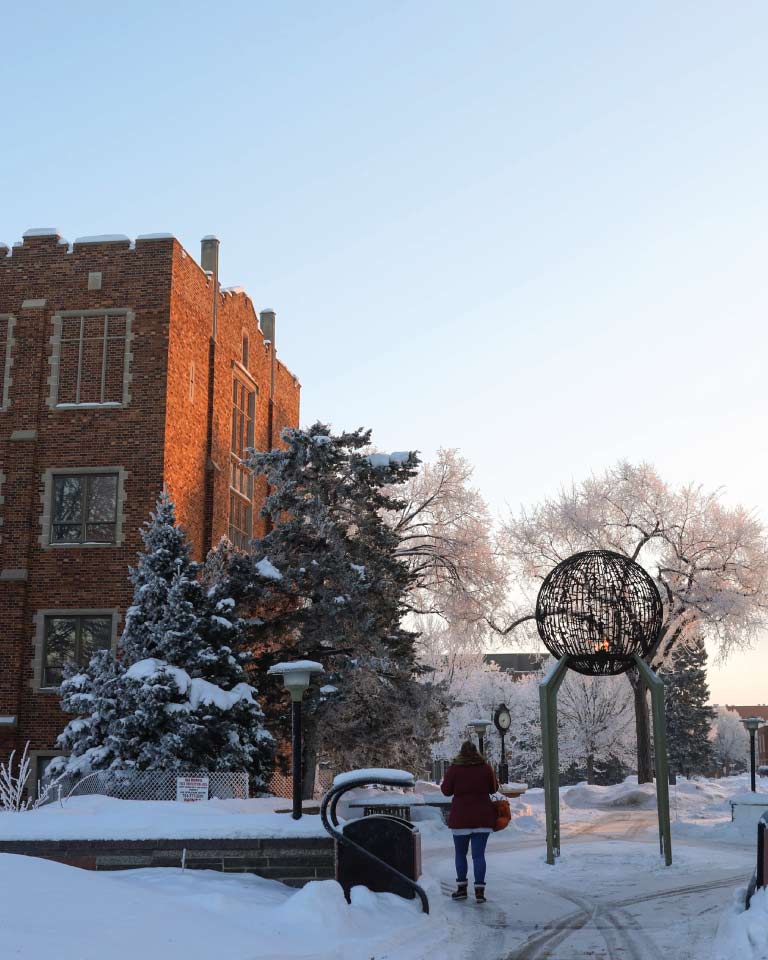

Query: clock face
[{"left": 496, "top": 708, "right": 511, "bottom": 730}]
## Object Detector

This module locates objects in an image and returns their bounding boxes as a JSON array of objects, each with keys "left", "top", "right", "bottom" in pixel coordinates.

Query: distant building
[
  {"left": 483, "top": 652, "right": 546, "bottom": 680},
  {"left": 726, "top": 705, "right": 768, "bottom": 766},
  {"left": 0, "top": 228, "right": 300, "bottom": 785}
]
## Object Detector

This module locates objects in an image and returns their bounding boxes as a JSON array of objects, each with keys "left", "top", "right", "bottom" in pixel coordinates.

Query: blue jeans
[{"left": 453, "top": 832, "right": 489, "bottom": 885}]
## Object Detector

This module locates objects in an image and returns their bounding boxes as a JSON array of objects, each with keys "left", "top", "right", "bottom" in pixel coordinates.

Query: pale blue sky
[{"left": 3, "top": 2, "right": 767, "bottom": 701}]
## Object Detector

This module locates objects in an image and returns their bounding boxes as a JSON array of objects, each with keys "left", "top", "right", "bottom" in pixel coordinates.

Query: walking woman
[{"left": 441, "top": 739, "right": 499, "bottom": 903}]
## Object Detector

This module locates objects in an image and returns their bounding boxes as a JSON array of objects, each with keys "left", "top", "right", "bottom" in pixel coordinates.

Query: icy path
[{"left": 422, "top": 811, "right": 754, "bottom": 960}]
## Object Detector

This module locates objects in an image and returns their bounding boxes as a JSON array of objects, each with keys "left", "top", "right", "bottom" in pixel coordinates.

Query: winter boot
[
  {"left": 475, "top": 884, "right": 487, "bottom": 903},
  {"left": 451, "top": 881, "right": 468, "bottom": 901}
]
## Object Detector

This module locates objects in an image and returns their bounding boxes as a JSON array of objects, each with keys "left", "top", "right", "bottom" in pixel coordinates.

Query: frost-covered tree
[
  {"left": 388, "top": 449, "right": 507, "bottom": 652},
  {"left": 492, "top": 461, "right": 768, "bottom": 781},
  {"left": 711, "top": 706, "right": 750, "bottom": 775},
  {"left": 660, "top": 637, "right": 715, "bottom": 778},
  {"left": 558, "top": 671, "right": 635, "bottom": 784},
  {"left": 430, "top": 659, "right": 521, "bottom": 767},
  {"left": 52, "top": 494, "right": 274, "bottom": 785},
  {"left": 228, "top": 423, "right": 448, "bottom": 796}
]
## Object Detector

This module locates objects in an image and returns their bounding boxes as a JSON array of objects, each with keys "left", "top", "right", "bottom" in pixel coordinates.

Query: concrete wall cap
[
  {"left": 74, "top": 234, "right": 131, "bottom": 245},
  {"left": 136, "top": 233, "right": 175, "bottom": 241}
]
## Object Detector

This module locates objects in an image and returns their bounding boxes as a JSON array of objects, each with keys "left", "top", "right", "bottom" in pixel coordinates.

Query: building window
[
  {"left": 51, "top": 473, "right": 118, "bottom": 544},
  {"left": 242, "top": 333, "right": 250, "bottom": 370},
  {"left": 42, "top": 614, "right": 113, "bottom": 688},
  {"left": 229, "top": 378, "right": 255, "bottom": 550},
  {"left": 53, "top": 310, "right": 130, "bottom": 406},
  {"left": 0, "top": 314, "right": 15, "bottom": 410}
]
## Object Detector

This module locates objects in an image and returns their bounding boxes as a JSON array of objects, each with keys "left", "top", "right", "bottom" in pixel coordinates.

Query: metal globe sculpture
[{"left": 535, "top": 550, "right": 662, "bottom": 676}]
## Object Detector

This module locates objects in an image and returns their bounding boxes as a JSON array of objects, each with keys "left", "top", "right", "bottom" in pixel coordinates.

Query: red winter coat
[{"left": 440, "top": 761, "right": 499, "bottom": 830}]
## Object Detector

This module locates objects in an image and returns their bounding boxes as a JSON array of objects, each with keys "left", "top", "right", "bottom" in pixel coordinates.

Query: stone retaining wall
[{"left": 0, "top": 837, "right": 335, "bottom": 888}]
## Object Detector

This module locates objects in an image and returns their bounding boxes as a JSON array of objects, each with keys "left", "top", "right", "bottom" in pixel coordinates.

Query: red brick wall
[
  {"left": 0, "top": 230, "right": 301, "bottom": 763},
  {"left": 0, "top": 232, "right": 173, "bottom": 758}
]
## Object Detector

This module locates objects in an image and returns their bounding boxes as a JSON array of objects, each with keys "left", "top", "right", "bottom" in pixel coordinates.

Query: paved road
[{"left": 426, "top": 810, "right": 753, "bottom": 960}]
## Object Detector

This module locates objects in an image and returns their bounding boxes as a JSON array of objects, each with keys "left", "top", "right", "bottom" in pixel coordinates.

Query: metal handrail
[{"left": 320, "top": 774, "right": 430, "bottom": 914}]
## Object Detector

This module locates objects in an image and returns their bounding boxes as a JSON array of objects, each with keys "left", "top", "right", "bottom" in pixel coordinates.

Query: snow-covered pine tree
[
  {"left": 119, "top": 490, "right": 193, "bottom": 664},
  {"left": 53, "top": 493, "right": 274, "bottom": 786},
  {"left": 228, "top": 423, "right": 448, "bottom": 795},
  {"left": 661, "top": 636, "right": 715, "bottom": 778},
  {"left": 50, "top": 650, "right": 127, "bottom": 778}
]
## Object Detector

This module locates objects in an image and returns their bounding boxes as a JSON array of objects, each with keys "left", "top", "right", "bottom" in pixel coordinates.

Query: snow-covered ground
[
  {"left": 0, "top": 795, "right": 327, "bottom": 840},
  {"left": 0, "top": 774, "right": 763, "bottom": 959}
]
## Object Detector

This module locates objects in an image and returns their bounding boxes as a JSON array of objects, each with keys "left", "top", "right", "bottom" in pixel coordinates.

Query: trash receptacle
[{"left": 336, "top": 814, "right": 422, "bottom": 901}]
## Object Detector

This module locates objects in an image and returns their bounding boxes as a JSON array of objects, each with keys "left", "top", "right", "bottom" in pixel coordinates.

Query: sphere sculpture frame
[
  {"left": 535, "top": 550, "right": 671, "bottom": 868},
  {"left": 535, "top": 550, "right": 662, "bottom": 676}
]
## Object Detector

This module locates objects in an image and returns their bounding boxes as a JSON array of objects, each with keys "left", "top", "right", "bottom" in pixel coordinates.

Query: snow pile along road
[
  {"left": 714, "top": 886, "right": 768, "bottom": 960},
  {"left": 0, "top": 854, "right": 464, "bottom": 960}
]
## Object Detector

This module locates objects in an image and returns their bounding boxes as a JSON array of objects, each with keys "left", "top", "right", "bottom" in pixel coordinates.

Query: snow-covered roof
[
  {"left": 333, "top": 768, "right": 415, "bottom": 789},
  {"left": 268, "top": 661, "right": 324, "bottom": 675},
  {"left": 136, "top": 233, "right": 175, "bottom": 240}
]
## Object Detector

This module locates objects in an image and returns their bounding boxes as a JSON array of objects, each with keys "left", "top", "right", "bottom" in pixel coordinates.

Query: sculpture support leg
[
  {"left": 633, "top": 655, "right": 672, "bottom": 866},
  {"left": 539, "top": 656, "right": 570, "bottom": 865}
]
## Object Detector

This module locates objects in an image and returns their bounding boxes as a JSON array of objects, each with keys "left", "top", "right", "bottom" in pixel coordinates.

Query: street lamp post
[
  {"left": 494, "top": 703, "right": 512, "bottom": 784},
  {"left": 741, "top": 716, "right": 764, "bottom": 793},
  {"left": 268, "top": 660, "right": 323, "bottom": 819},
  {"left": 469, "top": 719, "right": 491, "bottom": 756}
]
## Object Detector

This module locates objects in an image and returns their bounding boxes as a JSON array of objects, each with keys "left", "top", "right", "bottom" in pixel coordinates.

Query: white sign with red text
[{"left": 176, "top": 776, "right": 209, "bottom": 802}]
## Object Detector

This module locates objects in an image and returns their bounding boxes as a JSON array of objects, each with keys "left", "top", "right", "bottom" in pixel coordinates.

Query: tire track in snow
[{"left": 500, "top": 871, "right": 747, "bottom": 960}]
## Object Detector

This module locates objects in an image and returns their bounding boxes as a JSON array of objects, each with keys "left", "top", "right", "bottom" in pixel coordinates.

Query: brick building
[
  {"left": 0, "top": 228, "right": 300, "bottom": 784},
  {"left": 727, "top": 705, "right": 768, "bottom": 767}
]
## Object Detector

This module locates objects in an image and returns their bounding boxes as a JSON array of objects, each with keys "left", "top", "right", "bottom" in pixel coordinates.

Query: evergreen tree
[
  {"left": 53, "top": 494, "right": 274, "bottom": 785},
  {"left": 228, "top": 423, "right": 448, "bottom": 794},
  {"left": 119, "top": 491, "right": 193, "bottom": 664},
  {"left": 661, "top": 636, "right": 715, "bottom": 778}
]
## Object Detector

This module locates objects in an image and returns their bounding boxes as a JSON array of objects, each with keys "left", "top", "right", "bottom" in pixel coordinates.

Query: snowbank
[
  {"left": 0, "top": 795, "right": 327, "bottom": 841},
  {"left": 564, "top": 781, "right": 657, "bottom": 810},
  {"left": 0, "top": 853, "right": 463, "bottom": 960},
  {"left": 714, "top": 885, "right": 767, "bottom": 960}
]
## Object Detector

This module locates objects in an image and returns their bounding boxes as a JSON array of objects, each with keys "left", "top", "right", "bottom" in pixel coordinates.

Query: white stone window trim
[
  {"left": 38, "top": 465, "right": 129, "bottom": 549},
  {"left": 0, "top": 313, "right": 17, "bottom": 411},
  {"left": 46, "top": 308, "right": 135, "bottom": 409},
  {"left": 231, "top": 358, "right": 258, "bottom": 390},
  {"left": 31, "top": 608, "right": 119, "bottom": 693}
]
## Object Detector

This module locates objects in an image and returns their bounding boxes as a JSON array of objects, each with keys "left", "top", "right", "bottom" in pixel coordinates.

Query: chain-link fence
[
  {"left": 268, "top": 767, "right": 334, "bottom": 801},
  {"left": 39, "top": 769, "right": 249, "bottom": 805}
]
